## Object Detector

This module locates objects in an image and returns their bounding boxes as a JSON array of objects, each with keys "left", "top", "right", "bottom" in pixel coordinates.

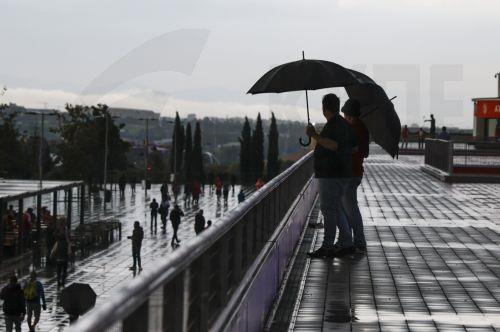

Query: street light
[
  {"left": 25, "top": 110, "right": 58, "bottom": 188},
  {"left": 137, "top": 117, "right": 158, "bottom": 197},
  {"left": 94, "top": 113, "right": 119, "bottom": 203}
]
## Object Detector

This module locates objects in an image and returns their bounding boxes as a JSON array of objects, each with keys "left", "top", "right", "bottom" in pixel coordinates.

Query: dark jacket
[
  {"left": 350, "top": 119, "right": 369, "bottom": 177},
  {"left": 0, "top": 282, "right": 26, "bottom": 315},
  {"left": 169, "top": 209, "right": 184, "bottom": 227},
  {"left": 150, "top": 201, "right": 159, "bottom": 214},
  {"left": 194, "top": 214, "right": 205, "bottom": 234},
  {"left": 314, "top": 114, "right": 358, "bottom": 178},
  {"left": 131, "top": 226, "right": 144, "bottom": 248},
  {"left": 54, "top": 239, "right": 69, "bottom": 262}
]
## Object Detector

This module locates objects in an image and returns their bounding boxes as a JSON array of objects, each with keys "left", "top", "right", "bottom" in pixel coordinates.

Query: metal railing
[
  {"left": 424, "top": 139, "right": 453, "bottom": 173},
  {"left": 68, "top": 151, "right": 314, "bottom": 332}
]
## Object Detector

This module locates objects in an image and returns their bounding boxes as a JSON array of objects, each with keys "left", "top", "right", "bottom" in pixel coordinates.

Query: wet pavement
[
  {"left": 0, "top": 184, "right": 250, "bottom": 331},
  {"left": 287, "top": 154, "right": 500, "bottom": 331}
]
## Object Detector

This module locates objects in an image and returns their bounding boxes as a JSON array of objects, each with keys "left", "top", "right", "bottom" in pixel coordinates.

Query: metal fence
[
  {"left": 68, "top": 151, "right": 314, "bottom": 332},
  {"left": 424, "top": 139, "right": 453, "bottom": 173}
]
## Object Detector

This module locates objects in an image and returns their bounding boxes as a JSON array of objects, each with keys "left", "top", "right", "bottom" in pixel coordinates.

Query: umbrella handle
[{"left": 299, "top": 136, "right": 311, "bottom": 147}]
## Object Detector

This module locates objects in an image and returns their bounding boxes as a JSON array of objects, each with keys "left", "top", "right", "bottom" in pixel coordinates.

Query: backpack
[{"left": 24, "top": 281, "right": 38, "bottom": 301}]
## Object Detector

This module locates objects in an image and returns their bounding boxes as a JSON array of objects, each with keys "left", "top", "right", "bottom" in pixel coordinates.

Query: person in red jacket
[{"left": 340, "top": 99, "right": 369, "bottom": 253}]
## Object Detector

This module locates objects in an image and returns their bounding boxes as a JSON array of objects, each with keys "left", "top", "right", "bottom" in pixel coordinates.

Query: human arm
[
  {"left": 38, "top": 282, "right": 47, "bottom": 309},
  {"left": 306, "top": 124, "right": 338, "bottom": 151}
]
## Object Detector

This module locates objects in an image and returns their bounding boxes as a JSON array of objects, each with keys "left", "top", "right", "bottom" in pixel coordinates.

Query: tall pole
[
  {"left": 145, "top": 118, "right": 149, "bottom": 197},
  {"left": 495, "top": 72, "right": 500, "bottom": 98},
  {"left": 39, "top": 113, "right": 45, "bottom": 188},
  {"left": 103, "top": 114, "right": 109, "bottom": 197}
]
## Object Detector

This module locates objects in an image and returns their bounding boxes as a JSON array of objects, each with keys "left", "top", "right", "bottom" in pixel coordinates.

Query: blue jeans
[
  {"left": 341, "top": 177, "right": 366, "bottom": 248},
  {"left": 318, "top": 178, "right": 353, "bottom": 249}
]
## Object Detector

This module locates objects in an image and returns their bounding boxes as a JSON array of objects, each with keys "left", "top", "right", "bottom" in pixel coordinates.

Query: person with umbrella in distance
[
  {"left": 128, "top": 221, "right": 144, "bottom": 271},
  {"left": 305, "top": 94, "right": 358, "bottom": 258},
  {"left": 339, "top": 99, "right": 369, "bottom": 254}
]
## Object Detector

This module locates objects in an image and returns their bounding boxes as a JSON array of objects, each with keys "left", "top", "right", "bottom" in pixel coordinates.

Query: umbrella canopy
[
  {"left": 247, "top": 59, "right": 360, "bottom": 94},
  {"left": 346, "top": 69, "right": 401, "bottom": 157},
  {"left": 60, "top": 283, "right": 97, "bottom": 316}
]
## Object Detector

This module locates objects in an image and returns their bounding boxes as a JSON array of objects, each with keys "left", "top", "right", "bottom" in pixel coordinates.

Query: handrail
[{"left": 69, "top": 151, "right": 314, "bottom": 332}]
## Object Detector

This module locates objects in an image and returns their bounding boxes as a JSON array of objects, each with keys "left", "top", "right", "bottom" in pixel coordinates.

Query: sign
[{"left": 474, "top": 100, "right": 500, "bottom": 119}]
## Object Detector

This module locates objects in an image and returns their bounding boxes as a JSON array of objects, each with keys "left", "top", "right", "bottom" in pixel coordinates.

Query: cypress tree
[
  {"left": 252, "top": 113, "right": 264, "bottom": 181},
  {"left": 192, "top": 122, "right": 204, "bottom": 180},
  {"left": 170, "top": 112, "right": 184, "bottom": 176},
  {"left": 184, "top": 123, "right": 192, "bottom": 182},
  {"left": 267, "top": 112, "right": 280, "bottom": 180},
  {"left": 239, "top": 117, "right": 252, "bottom": 184}
]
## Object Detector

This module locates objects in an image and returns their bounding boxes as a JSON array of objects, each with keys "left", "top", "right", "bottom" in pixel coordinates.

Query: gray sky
[{"left": 2, "top": 0, "right": 500, "bottom": 128}]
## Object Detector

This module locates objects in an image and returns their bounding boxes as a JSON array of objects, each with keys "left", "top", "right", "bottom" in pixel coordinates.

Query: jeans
[
  {"left": 151, "top": 212, "right": 157, "bottom": 229},
  {"left": 57, "top": 261, "right": 68, "bottom": 285},
  {"left": 5, "top": 315, "right": 23, "bottom": 332},
  {"left": 341, "top": 177, "right": 366, "bottom": 248},
  {"left": 318, "top": 178, "right": 352, "bottom": 249},
  {"left": 132, "top": 246, "right": 141, "bottom": 269}
]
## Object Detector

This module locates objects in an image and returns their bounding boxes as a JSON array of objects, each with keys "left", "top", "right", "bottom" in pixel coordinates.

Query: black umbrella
[
  {"left": 345, "top": 69, "right": 401, "bottom": 157},
  {"left": 248, "top": 52, "right": 361, "bottom": 146},
  {"left": 60, "top": 283, "right": 97, "bottom": 317}
]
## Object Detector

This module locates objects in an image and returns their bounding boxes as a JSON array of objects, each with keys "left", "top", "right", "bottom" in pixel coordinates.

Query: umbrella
[
  {"left": 60, "top": 283, "right": 97, "bottom": 316},
  {"left": 247, "top": 52, "right": 401, "bottom": 156},
  {"left": 248, "top": 51, "right": 361, "bottom": 146},
  {"left": 345, "top": 69, "right": 401, "bottom": 157}
]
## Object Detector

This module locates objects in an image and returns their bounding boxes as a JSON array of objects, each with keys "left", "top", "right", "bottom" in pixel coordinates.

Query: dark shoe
[
  {"left": 354, "top": 246, "right": 367, "bottom": 254},
  {"left": 138, "top": 267, "right": 143, "bottom": 271},
  {"left": 332, "top": 246, "right": 355, "bottom": 257},
  {"left": 129, "top": 266, "right": 136, "bottom": 271},
  {"left": 307, "top": 247, "right": 334, "bottom": 258}
]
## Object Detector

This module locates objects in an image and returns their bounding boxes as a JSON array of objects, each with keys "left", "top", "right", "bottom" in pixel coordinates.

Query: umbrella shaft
[{"left": 305, "top": 89, "right": 310, "bottom": 123}]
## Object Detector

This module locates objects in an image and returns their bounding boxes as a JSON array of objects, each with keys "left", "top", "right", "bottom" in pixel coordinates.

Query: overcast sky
[{"left": 2, "top": 0, "right": 500, "bottom": 128}]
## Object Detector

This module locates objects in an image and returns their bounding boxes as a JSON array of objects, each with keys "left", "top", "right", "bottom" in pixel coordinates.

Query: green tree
[
  {"left": 0, "top": 106, "right": 31, "bottom": 178},
  {"left": 170, "top": 112, "right": 184, "bottom": 176},
  {"left": 184, "top": 123, "right": 193, "bottom": 182},
  {"left": 252, "top": 113, "right": 264, "bottom": 180},
  {"left": 192, "top": 122, "right": 204, "bottom": 180},
  {"left": 54, "top": 104, "right": 130, "bottom": 184},
  {"left": 267, "top": 112, "right": 280, "bottom": 180},
  {"left": 239, "top": 117, "right": 252, "bottom": 184}
]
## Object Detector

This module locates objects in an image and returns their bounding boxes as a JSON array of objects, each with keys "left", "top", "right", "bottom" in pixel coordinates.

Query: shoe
[
  {"left": 331, "top": 246, "right": 355, "bottom": 257},
  {"left": 129, "top": 266, "right": 136, "bottom": 270},
  {"left": 354, "top": 246, "right": 367, "bottom": 254},
  {"left": 307, "top": 247, "right": 334, "bottom": 258},
  {"left": 138, "top": 267, "right": 143, "bottom": 271}
]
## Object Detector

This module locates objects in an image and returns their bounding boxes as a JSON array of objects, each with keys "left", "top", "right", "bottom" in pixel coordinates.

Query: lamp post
[{"left": 137, "top": 117, "right": 158, "bottom": 198}]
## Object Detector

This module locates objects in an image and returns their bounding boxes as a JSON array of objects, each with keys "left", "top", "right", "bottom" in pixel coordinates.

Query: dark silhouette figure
[
  {"left": 192, "top": 180, "right": 201, "bottom": 205},
  {"left": 118, "top": 175, "right": 126, "bottom": 196},
  {"left": 230, "top": 174, "right": 237, "bottom": 192},
  {"left": 238, "top": 190, "right": 245, "bottom": 203},
  {"left": 223, "top": 183, "right": 230, "bottom": 205},
  {"left": 194, "top": 209, "right": 206, "bottom": 235},
  {"left": 418, "top": 128, "right": 426, "bottom": 149},
  {"left": 128, "top": 221, "right": 144, "bottom": 271},
  {"left": 0, "top": 275, "right": 25, "bottom": 332},
  {"left": 149, "top": 199, "right": 159, "bottom": 232},
  {"left": 52, "top": 235, "right": 70, "bottom": 287},
  {"left": 184, "top": 183, "right": 192, "bottom": 207},
  {"left": 169, "top": 205, "right": 184, "bottom": 245},
  {"left": 158, "top": 199, "right": 170, "bottom": 232},
  {"left": 437, "top": 126, "right": 451, "bottom": 140},
  {"left": 401, "top": 125, "right": 409, "bottom": 149},
  {"left": 24, "top": 270, "right": 46, "bottom": 332},
  {"left": 130, "top": 177, "right": 136, "bottom": 193},
  {"left": 160, "top": 182, "right": 169, "bottom": 201},
  {"left": 425, "top": 114, "right": 436, "bottom": 138}
]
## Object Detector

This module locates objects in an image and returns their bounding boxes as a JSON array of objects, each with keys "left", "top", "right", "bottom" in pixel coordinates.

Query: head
[
  {"left": 442, "top": 126, "right": 447, "bottom": 132},
  {"left": 9, "top": 275, "right": 17, "bottom": 284},
  {"left": 341, "top": 99, "right": 361, "bottom": 123},
  {"left": 152, "top": 198, "right": 156, "bottom": 202},
  {"left": 8, "top": 205, "right": 13, "bottom": 210},
  {"left": 207, "top": 220, "right": 212, "bottom": 226},
  {"left": 404, "top": 125, "right": 408, "bottom": 128},
  {"left": 430, "top": 114, "right": 434, "bottom": 119},
  {"left": 27, "top": 208, "right": 33, "bottom": 213},
  {"left": 30, "top": 270, "right": 37, "bottom": 280},
  {"left": 322, "top": 94, "right": 340, "bottom": 120},
  {"left": 134, "top": 221, "right": 140, "bottom": 228},
  {"left": 174, "top": 204, "right": 179, "bottom": 210},
  {"left": 199, "top": 209, "right": 204, "bottom": 215},
  {"left": 420, "top": 127, "right": 423, "bottom": 131}
]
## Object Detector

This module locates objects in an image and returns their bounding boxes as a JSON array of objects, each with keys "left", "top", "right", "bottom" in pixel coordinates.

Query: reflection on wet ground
[
  {"left": 290, "top": 155, "right": 500, "bottom": 331},
  {"left": 0, "top": 184, "right": 250, "bottom": 331}
]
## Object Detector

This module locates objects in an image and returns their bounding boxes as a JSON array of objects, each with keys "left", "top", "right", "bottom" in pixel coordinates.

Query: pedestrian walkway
[
  {"left": 0, "top": 184, "right": 250, "bottom": 331},
  {"left": 277, "top": 154, "right": 500, "bottom": 331}
]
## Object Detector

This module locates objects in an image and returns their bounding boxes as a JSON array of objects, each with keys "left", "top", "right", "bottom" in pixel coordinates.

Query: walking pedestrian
[
  {"left": 184, "top": 182, "right": 192, "bottom": 208},
  {"left": 0, "top": 275, "right": 25, "bottom": 332},
  {"left": 130, "top": 177, "right": 136, "bottom": 194},
  {"left": 401, "top": 125, "right": 409, "bottom": 149},
  {"left": 437, "top": 126, "right": 451, "bottom": 140},
  {"left": 158, "top": 198, "right": 170, "bottom": 232},
  {"left": 160, "top": 182, "right": 169, "bottom": 201},
  {"left": 238, "top": 190, "right": 245, "bottom": 203},
  {"left": 192, "top": 179, "right": 201, "bottom": 205},
  {"left": 341, "top": 99, "right": 369, "bottom": 253},
  {"left": 149, "top": 198, "right": 159, "bottom": 232},
  {"left": 51, "top": 234, "right": 70, "bottom": 287},
  {"left": 128, "top": 221, "right": 144, "bottom": 271},
  {"left": 222, "top": 182, "right": 230, "bottom": 205},
  {"left": 215, "top": 177, "right": 222, "bottom": 203},
  {"left": 418, "top": 128, "right": 426, "bottom": 149},
  {"left": 194, "top": 209, "right": 206, "bottom": 235},
  {"left": 169, "top": 204, "right": 184, "bottom": 245},
  {"left": 172, "top": 181, "right": 180, "bottom": 203},
  {"left": 118, "top": 175, "right": 126, "bottom": 196},
  {"left": 306, "top": 94, "right": 357, "bottom": 259},
  {"left": 23, "top": 271, "right": 46, "bottom": 332},
  {"left": 230, "top": 174, "right": 237, "bottom": 192},
  {"left": 425, "top": 114, "right": 436, "bottom": 138}
]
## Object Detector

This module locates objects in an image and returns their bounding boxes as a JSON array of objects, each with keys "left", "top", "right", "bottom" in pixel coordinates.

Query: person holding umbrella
[{"left": 306, "top": 94, "right": 357, "bottom": 258}]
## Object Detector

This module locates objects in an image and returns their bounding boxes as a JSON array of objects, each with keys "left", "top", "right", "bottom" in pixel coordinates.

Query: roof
[
  {"left": 0, "top": 179, "right": 83, "bottom": 202},
  {"left": 472, "top": 97, "right": 500, "bottom": 102}
]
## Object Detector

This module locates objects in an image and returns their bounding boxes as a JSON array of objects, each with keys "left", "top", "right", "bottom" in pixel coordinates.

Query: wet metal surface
[
  {"left": 291, "top": 154, "right": 500, "bottom": 331},
  {"left": 0, "top": 184, "right": 249, "bottom": 331}
]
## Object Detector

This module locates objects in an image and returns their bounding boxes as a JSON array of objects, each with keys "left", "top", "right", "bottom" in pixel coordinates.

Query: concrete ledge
[{"left": 421, "top": 165, "right": 500, "bottom": 183}]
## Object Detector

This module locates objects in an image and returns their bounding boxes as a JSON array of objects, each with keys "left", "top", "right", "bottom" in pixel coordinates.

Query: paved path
[
  {"left": 285, "top": 154, "right": 500, "bottom": 331},
  {"left": 0, "top": 184, "right": 251, "bottom": 332}
]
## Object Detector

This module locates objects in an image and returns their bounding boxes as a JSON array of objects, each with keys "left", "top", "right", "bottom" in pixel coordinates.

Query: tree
[
  {"left": 267, "top": 112, "right": 280, "bottom": 180},
  {"left": 0, "top": 106, "right": 31, "bottom": 178},
  {"left": 252, "top": 113, "right": 264, "bottom": 181},
  {"left": 184, "top": 123, "right": 193, "bottom": 182},
  {"left": 170, "top": 112, "right": 184, "bottom": 176},
  {"left": 54, "top": 104, "right": 130, "bottom": 184},
  {"left": 239, "top": 117, "right": 252, "bottom": 184},
  {"left": 192, "top": 122, "right": 204, "bottom": 180}
]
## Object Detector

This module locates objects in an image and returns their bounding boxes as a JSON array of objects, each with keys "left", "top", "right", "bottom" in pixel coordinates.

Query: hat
[{"left": 341, "top": 99, "right": 361, "bottom": 117}]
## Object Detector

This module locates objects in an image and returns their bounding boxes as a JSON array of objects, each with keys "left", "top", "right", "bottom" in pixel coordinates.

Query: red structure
[{"left": 472, "top": 98, "right": 500, "bottom": 141}]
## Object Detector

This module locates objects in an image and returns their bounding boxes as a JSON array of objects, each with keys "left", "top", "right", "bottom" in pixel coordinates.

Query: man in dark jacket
[
  {"left": 340, "top": 99, "right": 369, "bottom": 253},
  {"left": 169, "top": 205, "right": 184, "bottom": 245},
  {"left": 0, "top": 275, "right": 26, "bottom": 332},
  {"left": 194, "top": 210, "right": 206, "bottom": 235},
  {"left": 128, "top": 221, "right": 144, "bottom": 271},
  {"left": 149, "top": 199, "right": 159, "bottom": 233},
  {"left": 306, "top": 94, "right": 358, "bottom": 258}
]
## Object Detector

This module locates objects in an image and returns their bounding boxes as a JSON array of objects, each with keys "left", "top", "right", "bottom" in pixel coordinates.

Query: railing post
[
  {"left": 0, "top": 199, "right": 5, "bottom": 262},
  {"left": 218, "top": 236, "right": 229, "bottom": 306},
  {"left": 198, "top": 253, "right": 210, "bottom": 331},
  {"left": 164, "top": 271, "right": 186, "bottom": 332},
  {"left": 447, "top": 140, "right": 454, "bottom": 174},
  {"left": 53, "top": 191, "right": 58, "bottom": 221},
  {"left": 80, "top": 185, "right": 85, "bottom": 225},
  {"left": 17, "top": 198, "right": 24, "bottom": 253},
  {"left": 67, "top": 189, "right": 73, "bottom": 231},
  {"left": 232, "top": 223, "right": 243, "bottom": 284},
  {"left": 123, "top": 299, "right": 149, "bottom": 332}
]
